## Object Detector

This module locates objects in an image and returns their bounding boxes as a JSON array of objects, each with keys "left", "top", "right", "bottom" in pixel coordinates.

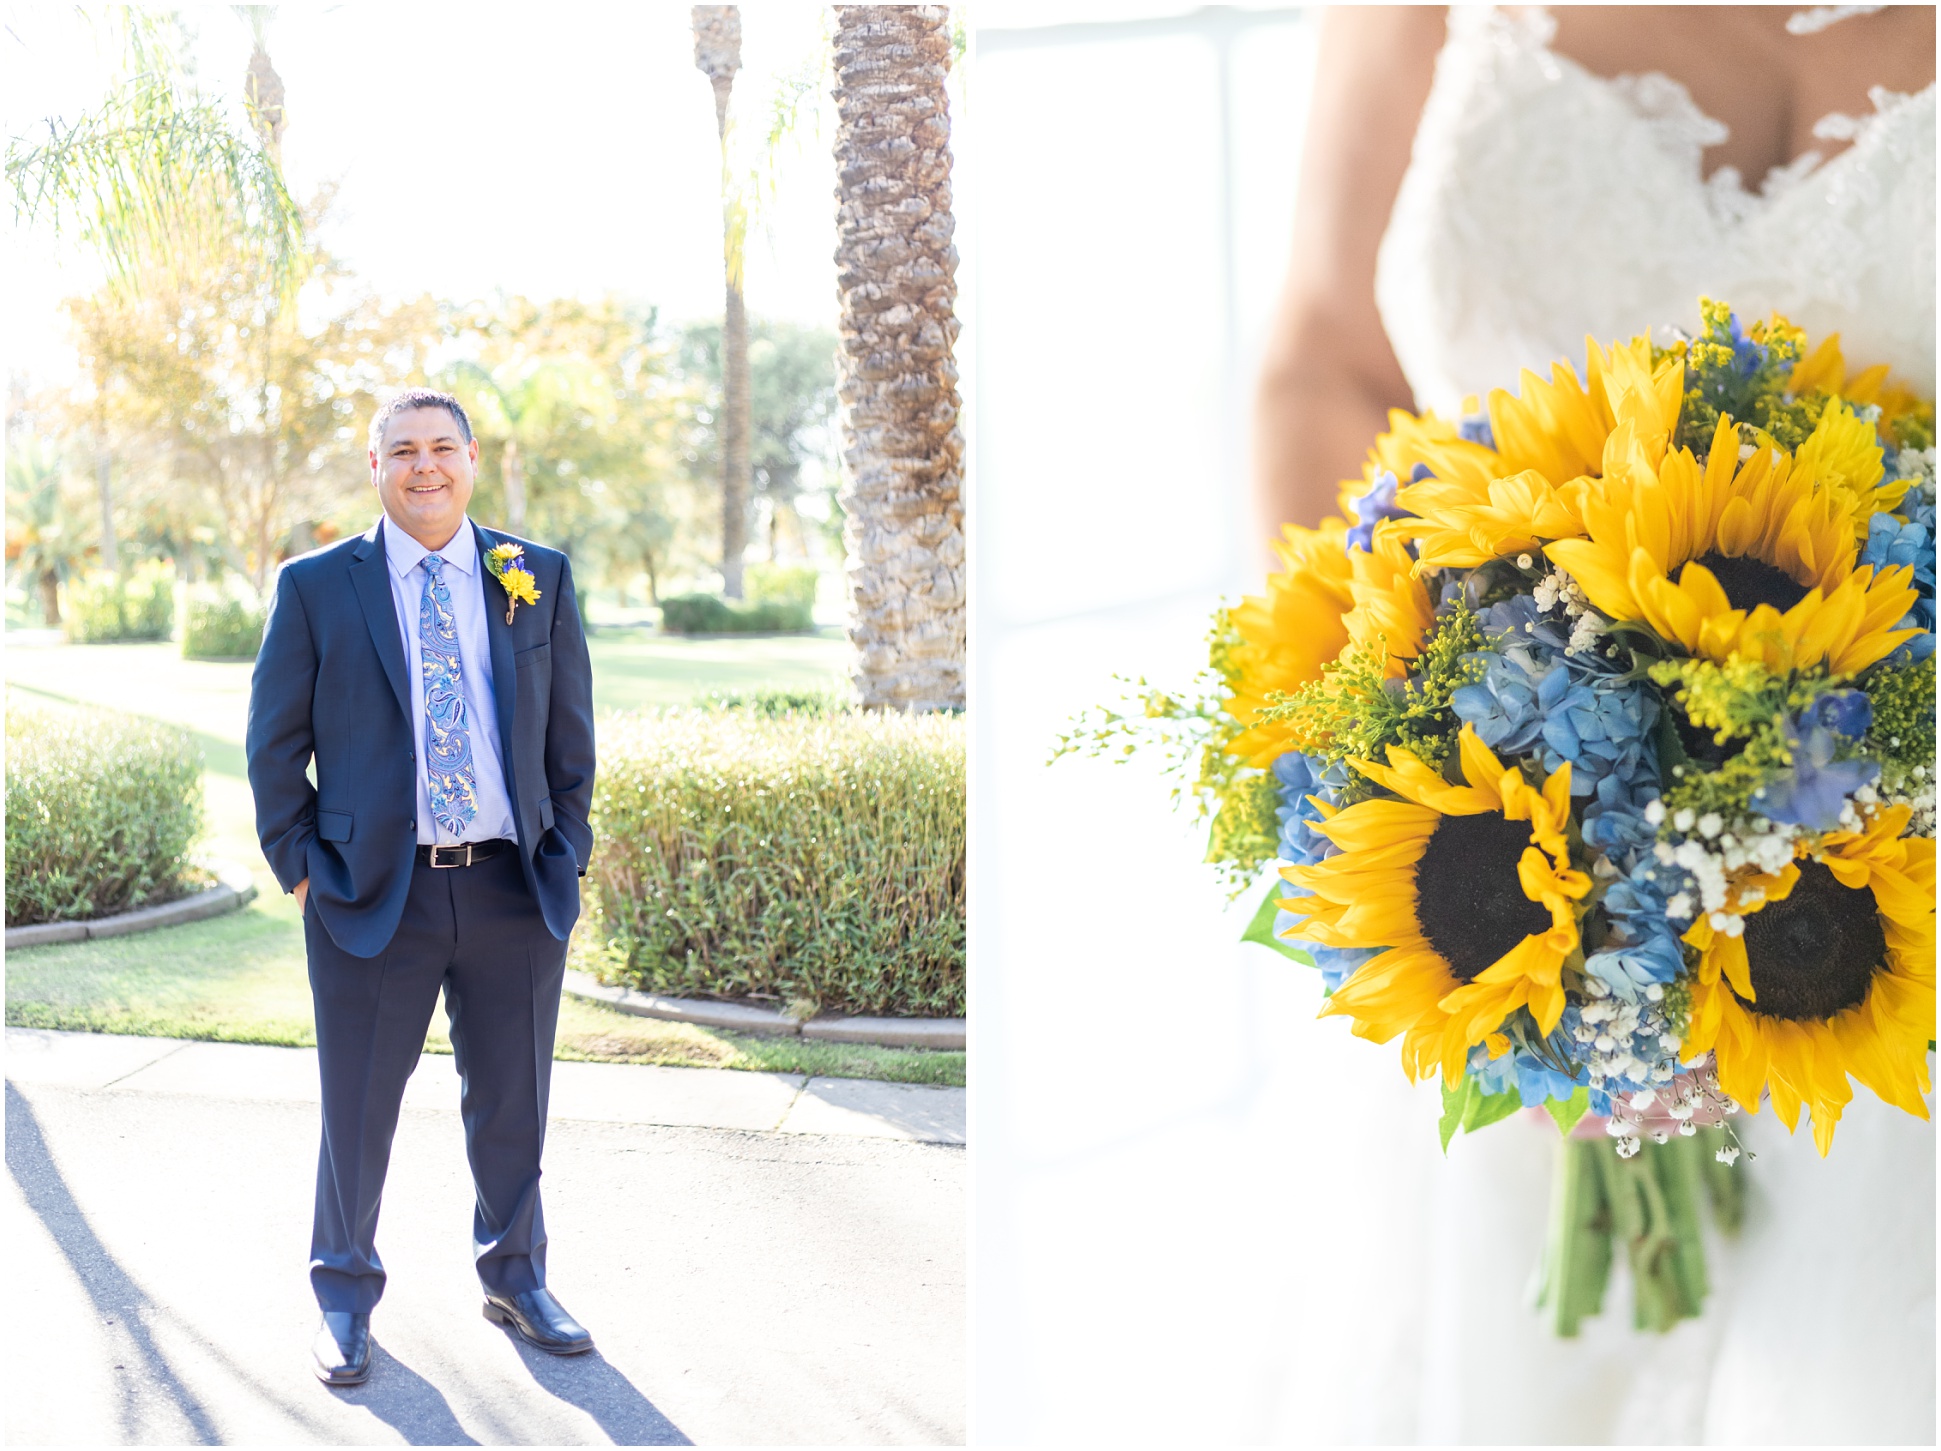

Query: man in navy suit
[{"left": 247, "top": 388, "right": 597, "bottom": 1385}]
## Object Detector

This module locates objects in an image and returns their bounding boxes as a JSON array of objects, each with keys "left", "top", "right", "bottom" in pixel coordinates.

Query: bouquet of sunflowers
[{"left": 1058, "top": 301, "right": 1935, "bottom": 1335}]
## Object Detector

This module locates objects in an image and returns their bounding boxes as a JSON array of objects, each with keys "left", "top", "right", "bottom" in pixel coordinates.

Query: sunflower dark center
[
  {"left": 1413, "top": 812, "right": 1552, "bottom": 983},
  {"left": 1737, "top": 860, "right": 1887, "bottom": 1021},
  {"left": 1693, "top": 551, "right": 1810, "bottom": 615}
]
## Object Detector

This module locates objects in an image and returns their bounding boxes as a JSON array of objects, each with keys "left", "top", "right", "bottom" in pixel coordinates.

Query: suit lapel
[
  {"left": 350, "top": 520, "right": 413, "bottom": 723},
  {"left": 474, "top": 521, "right": 518, "bottom": 765}
]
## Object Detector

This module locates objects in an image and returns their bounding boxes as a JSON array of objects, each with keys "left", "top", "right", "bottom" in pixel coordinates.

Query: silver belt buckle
[{"left": 430, "top": 843, "right": 472, "bottom": 868}]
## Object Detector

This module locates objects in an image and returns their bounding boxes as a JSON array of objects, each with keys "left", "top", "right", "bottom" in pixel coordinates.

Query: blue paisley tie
[{"left": 419, "top": 553, "right": 478, "bottom": 839}]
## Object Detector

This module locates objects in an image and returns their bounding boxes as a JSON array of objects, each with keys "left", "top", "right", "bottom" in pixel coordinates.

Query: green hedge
[
  {"left": 63, "top": 561, "right": 175, "bottom": 643},
  {"left": 746, "top": 562, "right": 819, "bottom": 612},
  {"left": 591, "top": 709, "right": 964, "bottom": 1017},
  {"left": 659, "top": 591, "right": 814, "bottom": 634},
  {"left": 5, "top": 695, "right": 205, "bottom": 926},
  {"left": 182, "top": 588, "right": 266, "bottom": 660}
]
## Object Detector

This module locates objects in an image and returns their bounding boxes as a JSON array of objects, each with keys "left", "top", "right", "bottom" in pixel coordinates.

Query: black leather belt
[{"left": 417, "top": 841, "right": 509, "bottom": 868}]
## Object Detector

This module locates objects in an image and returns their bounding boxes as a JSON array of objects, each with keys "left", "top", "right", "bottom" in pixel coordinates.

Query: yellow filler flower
[
  {"left": 1542, "top": 416, "right": 1921, "bottom": 674},
  {"left": 1280, "top": 724, "right": 1592, "bottom": 1085},
  {"left": 1682, "top": 805, "right": 1936, "bottom": 1155}
]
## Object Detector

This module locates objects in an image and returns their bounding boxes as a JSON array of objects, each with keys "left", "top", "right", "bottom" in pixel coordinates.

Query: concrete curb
[
  {"left": 562, "top": 970, "right": 966, "bottom": 1051},
  {"left": 6, "top": 859, "right": 259, "bottom": 950}
]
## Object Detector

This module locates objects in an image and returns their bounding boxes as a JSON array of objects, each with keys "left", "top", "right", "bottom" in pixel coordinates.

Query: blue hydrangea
[
  {"left": 1464, "top": 1016, "right": 1587, "bottom": 1108},
  {"left": 1540, "top": 675, "right": 1660, "bottom": 806},
  {"left": 1450, "top": 645, "right": 1659, "bottom": 812},
  {"left": 1449, "top": 652, "right": 1553, "bottom": 755},
  {"left": 1584, "top": 876, "right": 1686, "bottom": 999},
  {"left": 1271, "top": 751, "right": 1381, "bottom": 991},
  {"left": 1861, "top": 510, "right": 1936, "bottom": 631}
]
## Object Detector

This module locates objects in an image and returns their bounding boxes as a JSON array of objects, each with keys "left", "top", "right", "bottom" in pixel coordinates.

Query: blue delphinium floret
[
  {"left": 1751, "top": 709, "right": 1881, "bottom": 829},
  {"left": 1458, "top": 411, "right": 1495, "bottom": 450},
  {"left": 1345, "top": 464, "right": 1422, "bottom": 552}
]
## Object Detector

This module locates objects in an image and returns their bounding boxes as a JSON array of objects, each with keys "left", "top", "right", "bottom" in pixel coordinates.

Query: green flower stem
[{"left": 1537, "top": 1128, "right": 1740, "bottom": 1336}]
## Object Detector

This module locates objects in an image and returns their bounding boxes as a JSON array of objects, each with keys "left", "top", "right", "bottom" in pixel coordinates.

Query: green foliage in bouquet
[{"left": 1258, "top": 602, "right": 1487, "bottom": 804}]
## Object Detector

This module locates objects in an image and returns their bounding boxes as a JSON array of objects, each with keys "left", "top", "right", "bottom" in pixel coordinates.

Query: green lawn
[{"left": 4, "top": 630, "right": 964, "bottom": 1088}]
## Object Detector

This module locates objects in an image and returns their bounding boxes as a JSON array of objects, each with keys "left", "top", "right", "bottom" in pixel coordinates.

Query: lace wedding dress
[{"left": 1363, "top": 8, "right": 1935, "bottom": 1443}]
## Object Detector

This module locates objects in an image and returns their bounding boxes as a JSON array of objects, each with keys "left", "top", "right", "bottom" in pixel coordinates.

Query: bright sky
[{"left": 2, "top": 2, "right": 848, "bottom": 384}]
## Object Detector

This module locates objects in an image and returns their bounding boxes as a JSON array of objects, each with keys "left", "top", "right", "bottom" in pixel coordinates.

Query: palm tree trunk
[
  {"left": 694, "top": 5, "right": 751, "bottom": 599},
  {"left": 832, "top": 5, "right": 965, "bottom": 711},
  {"left": 37, "top": 568, "right": 61, "bottom": 626},
  {"left": 722, "top": 279, "right": 751, "bottom": 595}
]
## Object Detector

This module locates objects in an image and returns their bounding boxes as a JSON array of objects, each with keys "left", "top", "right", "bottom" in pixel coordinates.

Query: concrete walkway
[{"left": 5, "top": 1029, "right": 964, "bottom": 1445}]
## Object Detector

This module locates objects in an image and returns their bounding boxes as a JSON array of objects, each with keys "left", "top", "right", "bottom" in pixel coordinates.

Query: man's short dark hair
[{"left": 368, "top": 388, "right": 473, "bottom": 453}]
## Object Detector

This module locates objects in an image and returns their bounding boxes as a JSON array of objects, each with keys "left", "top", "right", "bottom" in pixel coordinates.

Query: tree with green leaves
[
  {"left": 5, "top": 435, "right": 89, "bottom": 625},
  {"left": 7, "top": 8, "right": 307, "bottom": 578},
  {"left": 677, "top": 319, "right": 839, "bottom": 563}
]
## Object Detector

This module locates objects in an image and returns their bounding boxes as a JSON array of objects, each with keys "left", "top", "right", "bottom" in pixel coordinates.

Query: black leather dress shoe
[
  {"left": 312, "top": 1311, "right": 372, "bottom": 1386},
  {"left": 482, "top": 1288, "right": 594, "bottom": 1354}
]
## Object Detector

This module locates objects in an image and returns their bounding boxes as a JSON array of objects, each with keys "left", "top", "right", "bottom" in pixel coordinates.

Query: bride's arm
[{"left": 1252, "top": 6, "right": 1444, "bottom": 552}]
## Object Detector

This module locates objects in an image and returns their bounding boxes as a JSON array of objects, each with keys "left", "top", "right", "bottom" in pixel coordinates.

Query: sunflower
[
  {"left": 1681, "top": 805, "right": 1935, "bottom": 1154},
  {"left": 1785, "top": 399, "right": 1911, "bottom": 536},
  {"left": 1341, "top": 520, "right": 1435, "bottom": 678},
  {"left": 1280, "top": 724, "right": 1592, "bottom": 1084},
  {"left": 1334, "top": 407, "right": 1481, "bottom": 523},
  {"left": 1225, "top": 517, "right": 1355, "bottom": 766},
  {"left": 1789, "top": 331, "right": 1935, "bottom": 456},
  {"left": 1397, "top": 335, "right": 1685, "bottom": 569},
  {"left": 1542, "top": 415, "right": 1921, "bottom": 674}
]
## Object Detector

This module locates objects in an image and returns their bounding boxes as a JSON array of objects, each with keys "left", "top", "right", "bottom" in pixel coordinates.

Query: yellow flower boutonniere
[{"left": 484, "top": 541, "right": 542, "bottom": 624}]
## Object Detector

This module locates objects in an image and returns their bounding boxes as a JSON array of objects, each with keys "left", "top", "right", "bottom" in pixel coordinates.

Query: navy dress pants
[{"left": 304, "top": 850, "right": 568, "bottom": 1313}]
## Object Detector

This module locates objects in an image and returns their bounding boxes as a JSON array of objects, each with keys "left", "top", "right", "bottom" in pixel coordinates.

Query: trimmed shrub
[
  {"left": 64, "top": 560, "right": 175, "bottom": 643},
  {"left": 659, "top": 591, "right": 814, "bottom": 635},
  {"left": 183, "top": 587, "right": 267, "bottom": 660},
  {"left": 5, "top": 695, "right": 205, "bottom": 926},
  {"left": 591, "top": 709, "right": 964, "bottom": 1017},
  {"left": 690, "top": 686, "right": 852, "bottom": 717},
  {"left": 745, "top": 562, "right": 819, "bottom": 613}
]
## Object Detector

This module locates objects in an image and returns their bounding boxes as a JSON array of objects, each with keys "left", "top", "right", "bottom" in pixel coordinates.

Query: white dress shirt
[{"left": 380, "top": 516, "right": 518, "bottom": 846}]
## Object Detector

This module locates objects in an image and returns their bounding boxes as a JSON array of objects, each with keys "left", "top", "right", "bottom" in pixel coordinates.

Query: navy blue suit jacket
[{"left": 246, "top": 518, "right": 596, "bottom": 959}]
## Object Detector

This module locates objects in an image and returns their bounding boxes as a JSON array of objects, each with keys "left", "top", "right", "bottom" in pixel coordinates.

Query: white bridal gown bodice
[{"left": 1363, "top": 7, "right": 1936, "bottom": 1445}]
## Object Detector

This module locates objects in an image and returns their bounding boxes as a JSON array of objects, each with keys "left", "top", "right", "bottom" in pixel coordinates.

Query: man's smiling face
[{"left": 372, "top": 406, "right": 479, "bottom": 550}]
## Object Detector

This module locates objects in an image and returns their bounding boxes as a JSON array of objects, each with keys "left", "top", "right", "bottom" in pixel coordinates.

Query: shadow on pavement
[
  {"left": 6, "top": 1081, "right": 225, "bottom": 1443},
  {"left": 495, "top": 1331, "right": 693, "bottom": 1446},
  {"left": 329, "top": 1344, "right": 482, "bottom": 1445}
]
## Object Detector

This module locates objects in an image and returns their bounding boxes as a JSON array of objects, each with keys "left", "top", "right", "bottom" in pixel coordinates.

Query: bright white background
[{"left": 966, "top": 7, "right": 1458, "bottom": 1441}]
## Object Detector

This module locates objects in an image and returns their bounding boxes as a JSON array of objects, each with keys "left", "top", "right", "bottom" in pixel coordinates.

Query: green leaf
[
  {"left": 1463, "top": 1082, "right": 1525, "bottom": 1134},
  {"left": 1240, "top": 881, "right": 1313, "bottom": 964},
  {"left": 1440, "top": 1072, "right": 1523, "bottom": 1152},
  {"left": 1543, "top": 1085, "right": 1592, "bottom": 1137},
  {"left": 1438, "top": 1077, "right": 1472, "bottom": 1154}
]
